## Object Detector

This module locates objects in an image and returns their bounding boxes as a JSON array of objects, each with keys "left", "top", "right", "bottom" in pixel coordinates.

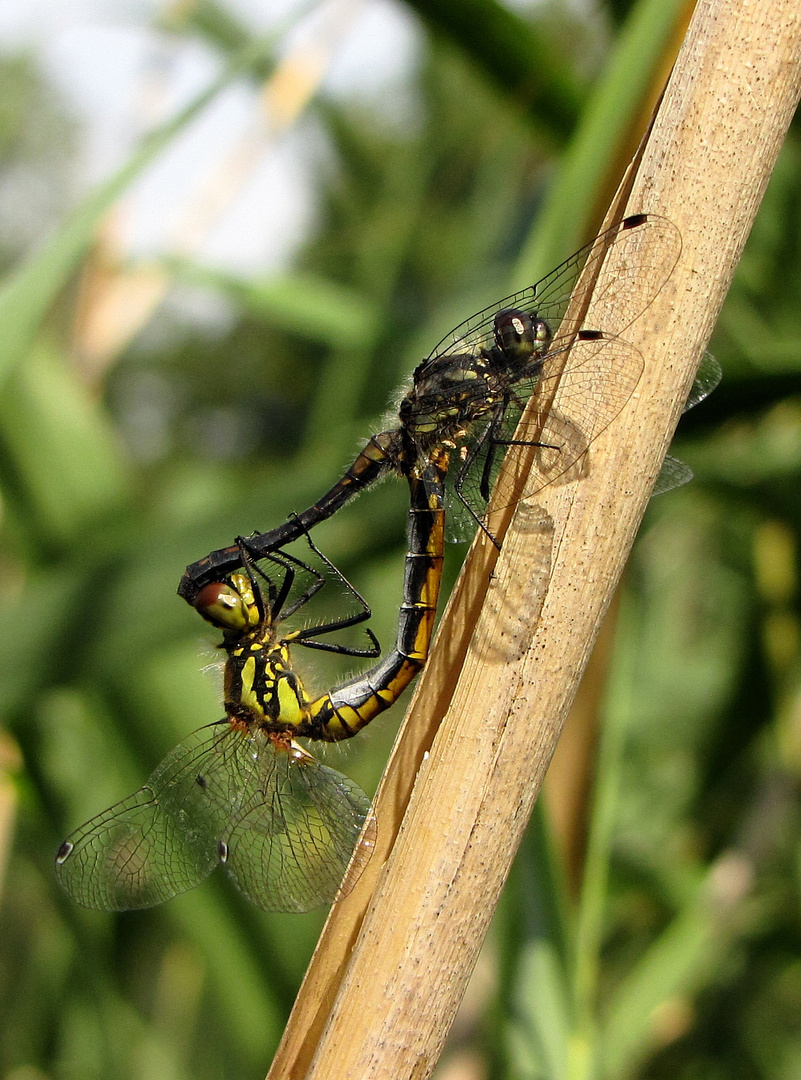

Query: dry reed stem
[{"left": 267, "top": 2, "right": 801, "bottom": 1077}]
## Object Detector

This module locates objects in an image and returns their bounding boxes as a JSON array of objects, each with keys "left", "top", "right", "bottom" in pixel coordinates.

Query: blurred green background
[{"left": 1, "top": 2, "right": 800, "bottom": 1079}]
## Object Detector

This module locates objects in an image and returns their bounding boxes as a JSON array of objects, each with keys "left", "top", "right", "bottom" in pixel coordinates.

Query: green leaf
[
  {"left": 0, "top": 341, "right": 130, "bottom": 546},
  {"left": 515, "top": 0, "right": 690, "bottom": 284},
  {"left": 169, "top": 262, "right": 382, "bottom": 350}
]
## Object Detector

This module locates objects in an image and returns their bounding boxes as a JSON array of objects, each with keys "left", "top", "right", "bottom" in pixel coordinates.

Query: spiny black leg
[
  {"left": 236, "top": 534, "right": 327, "bottom": 621},
  {"left": 297, "top": 628, "right": 380, "bottom": 659},
  {"left": 454, "top": 422, "right": 501, "bottom": 549}
]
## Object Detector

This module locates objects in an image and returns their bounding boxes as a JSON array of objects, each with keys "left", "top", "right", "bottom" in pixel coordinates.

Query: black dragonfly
[{"left": 179, "top": 212, "right": 712, "bottom": 603}]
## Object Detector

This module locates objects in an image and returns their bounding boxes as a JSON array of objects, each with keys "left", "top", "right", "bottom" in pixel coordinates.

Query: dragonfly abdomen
[
  {"left": 178, "top": 431, "right": 405, "bottom": 599},
  {"left": 305, "top": 455, "right": 446, "bottom": 742}
]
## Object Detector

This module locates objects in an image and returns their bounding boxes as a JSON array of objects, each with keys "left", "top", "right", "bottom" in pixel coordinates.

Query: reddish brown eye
[
  {"left": 194, "top": 574, "right": 261, "bottom": 633},
  {"left": 194, "top": 582, "right": 248, "bottom": 631},
  {"left": 194, "top": 582, "right": 225, "bottom": 609}
]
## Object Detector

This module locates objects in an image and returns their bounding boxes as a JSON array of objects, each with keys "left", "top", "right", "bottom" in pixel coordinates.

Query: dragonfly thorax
[
  {"left": 225, "top": 637, "right": 309, "bottom": 731},
  {"left": 400, "top": 354, "right": 499, "bottom": 446}
]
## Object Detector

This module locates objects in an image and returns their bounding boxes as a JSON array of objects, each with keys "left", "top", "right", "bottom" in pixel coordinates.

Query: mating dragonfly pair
[{"left": 56, "top": 214, "right": 720, "bottom": 913}]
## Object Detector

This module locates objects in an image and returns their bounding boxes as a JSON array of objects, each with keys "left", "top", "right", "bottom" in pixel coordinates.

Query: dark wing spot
[{"left": 55, "top": 840, "right": 74, "bottom": 864}]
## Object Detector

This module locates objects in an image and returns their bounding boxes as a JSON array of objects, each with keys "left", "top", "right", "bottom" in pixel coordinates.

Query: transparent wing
[
  {"left": 417, "top": 215, "right": 681, "bottom": 536},
  {"left": 683, "top": 351, "right": 722, "bottom": 411},
  {"left": 652, "top": 352, "right": 723, "bottom": 497},
  {"left": 420, "top": 214, "right": 681, "bottom": 373},
  {"left": 510, "top": 332, "right": 644, "bottom": 497},
  {"left": 652, "top": 454, "right": 695, "bottom": 496},
  {"left": 446, "top": 332, "right": 644, "bottom": 535},
  {"left": 55, "top": 723, "right": 243, "bottom": 910},
  {"left": 219, "top": 735, "right": 373, "bottom": 913},
  {"left": 56, "top": 724, "right": 374, "bottom": 914}
]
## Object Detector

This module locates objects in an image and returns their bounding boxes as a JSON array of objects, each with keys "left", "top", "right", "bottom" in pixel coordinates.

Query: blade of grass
[
  {"left": 495, "top": 802, "right": 575, "bottom": 1080},
  {"left": 515, "top": 0, "right": 693, "bottom": 285},
  {"left": 75, "top": 4, "right": 359, "bottom": 372},
  {"left": 407, "top": 0, "right": 583, "bottom": 140},
  {"left": 566, "top": 593, "right": 640, "bottom": 1080},
  {"left": 0, "top": 341, "right": 129, "bottom": 546},
  {"left": 600, "top": 854, "right": 753, "bottom": 1077},
  {"left": 168, "top": 262, "right": 382, "bottom": 351}
]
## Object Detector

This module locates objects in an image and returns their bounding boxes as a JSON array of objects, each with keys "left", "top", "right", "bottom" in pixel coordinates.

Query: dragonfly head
[
  {"left": 193, "top": 574, "right": 263, "bottom": 635},
  {"left": 494, "top": 308, "right": 550, "bottom": 363}
]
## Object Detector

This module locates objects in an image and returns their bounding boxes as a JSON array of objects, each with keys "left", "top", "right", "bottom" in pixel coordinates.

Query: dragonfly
[
  {"left": 178, "top": 212, "right": 695, "bottom": 603},
  {"left": 56, "top": 456, "right": 446, "bottom": 913}
]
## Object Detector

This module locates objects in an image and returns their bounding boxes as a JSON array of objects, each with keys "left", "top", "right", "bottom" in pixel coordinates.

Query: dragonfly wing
[
  {"left": 219, "top": 735, "right": 373, "bottom": 913},
  {"left": 55, "top": 723, "right": 243, "bottom": 910},
  {"left": 652, "top": 454, "right": 695, "bottom": 496},
  {"left": 420, "top": 214, "right": 681, "bottom": 371},
  {"left": 568, "top": 215, "right": 682, "bottom": 341},
  {"left": 444, "top": 485, "right": 484, "bottom": 544},
  {"left": 519, "top": 346, "right": 718, "bottom": 498},
  {"left": 499, "top": 334, "right": 644, "bottom": 507},
  {"left": 648, "top": 353, "right": 721, "bottom": 499},
  {"left": 446, "top": 335, "right": 642, "bottom": 535},
  {"left": 683, "top": 351, "right": 722, "bottom": 412}
]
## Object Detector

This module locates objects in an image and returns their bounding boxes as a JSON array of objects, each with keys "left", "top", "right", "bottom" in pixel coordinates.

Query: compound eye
[
  {"left": 494, "top": 308, "right": 536, "bottom": 358},
  {"left": 194, "top": 581, "right": 251, "bottom": 632}
]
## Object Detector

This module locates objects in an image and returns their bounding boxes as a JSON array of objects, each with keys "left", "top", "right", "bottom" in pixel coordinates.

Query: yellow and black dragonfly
[
  {"left": 56, "top": 458, "right": 445, "bottom": 913},
  {"left": 179, "top": 212, "right": 700, "bottom": 602}
]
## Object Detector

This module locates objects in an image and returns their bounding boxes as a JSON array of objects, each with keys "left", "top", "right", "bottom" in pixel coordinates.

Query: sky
[{"left": 0, "top": 0, "right": 422, "bottom": 273}]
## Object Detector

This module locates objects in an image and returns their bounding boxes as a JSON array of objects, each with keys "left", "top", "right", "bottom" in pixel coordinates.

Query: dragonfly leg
[{"left": 454, "top": 422, "right": 502, "bottom": 549}]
